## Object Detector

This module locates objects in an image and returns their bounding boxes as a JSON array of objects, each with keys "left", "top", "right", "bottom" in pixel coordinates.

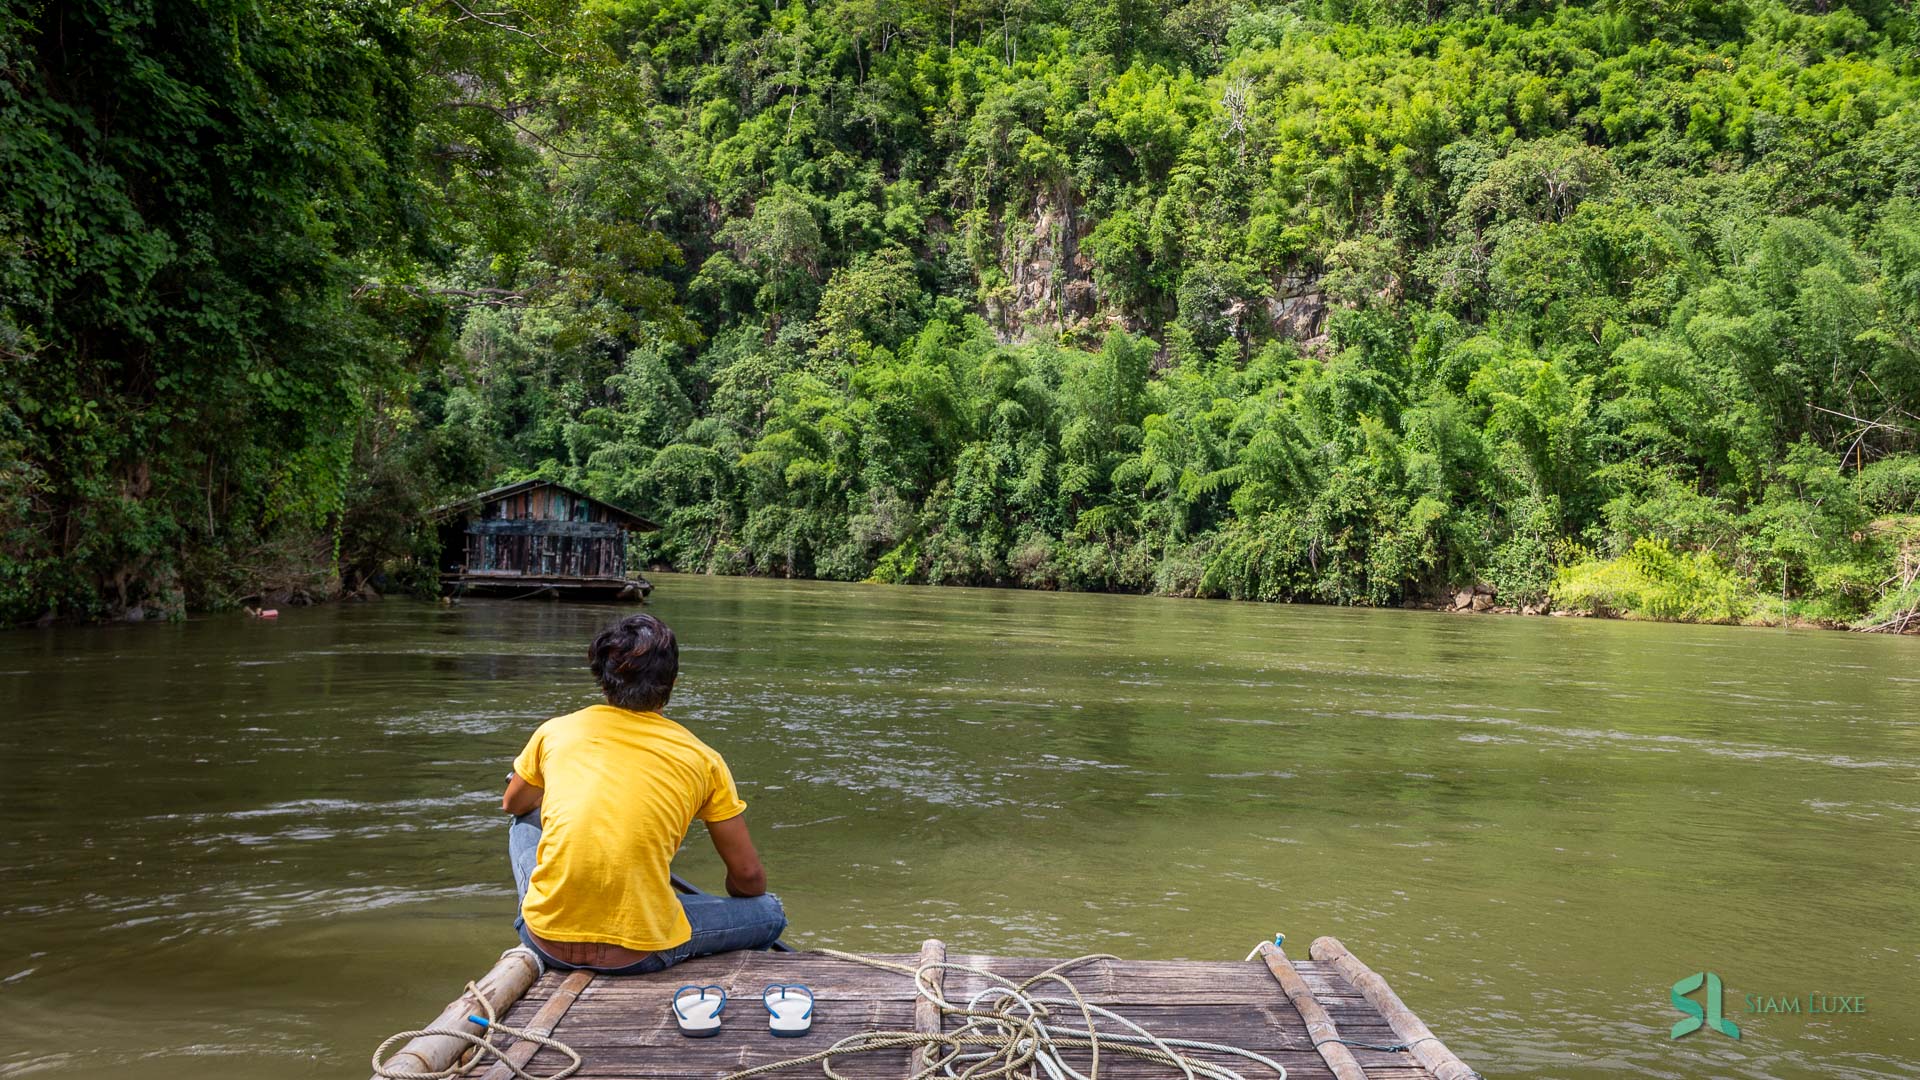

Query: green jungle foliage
[
  {"left": 6, "top": 0, "right": 1920, "bottom": 626},
  {"left": 1, "top": 0, "right": 430, "bottom": 618}
]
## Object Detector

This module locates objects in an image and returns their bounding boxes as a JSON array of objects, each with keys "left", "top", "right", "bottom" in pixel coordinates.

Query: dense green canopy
[{"left": 5, "top": 0, "right": 1919, "bottom": 626}]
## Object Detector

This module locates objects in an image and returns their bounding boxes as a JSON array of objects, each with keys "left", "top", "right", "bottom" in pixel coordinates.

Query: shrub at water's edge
[
  {"left": 1551, "top": 541, "right": 1755, "bottom": 625},
  {"left": 1854, "top": 518, "right": 1920, "bottom": 633}
]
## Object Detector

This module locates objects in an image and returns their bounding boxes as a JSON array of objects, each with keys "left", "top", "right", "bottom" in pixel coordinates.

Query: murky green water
[{"left": 2, "top": 573, "right": 1916, "bottom": 1079}]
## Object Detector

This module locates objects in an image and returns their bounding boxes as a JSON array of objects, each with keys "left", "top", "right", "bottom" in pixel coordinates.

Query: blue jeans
[{"left": 508, "top": 809, "right": 787, "bottom": 975}]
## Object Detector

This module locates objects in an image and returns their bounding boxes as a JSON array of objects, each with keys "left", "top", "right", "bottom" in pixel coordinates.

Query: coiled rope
[
  {"left": 370, "top": 979, "right": 583, "bottom": 1080},
  {"left": 719, "top": 949, "right": 1288, "bottom": 1080}
]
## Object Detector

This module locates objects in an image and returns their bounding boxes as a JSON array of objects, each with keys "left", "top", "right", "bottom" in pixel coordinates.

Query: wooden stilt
[
  {"left": 371, "top": 947, "right": 541, "bottom": 1080},
  {"left": 476, "top": 969, "right": 594, "bottom": 1080},
  {"left": 1311, "top": 936, "right": 1477, "bottom": 1080},
  {"left": 912, "top": 938, "right": 947, "bottom": 1069},
  {"left": 1254, "top": 941, "right": 1369, "bottom": 1080}
]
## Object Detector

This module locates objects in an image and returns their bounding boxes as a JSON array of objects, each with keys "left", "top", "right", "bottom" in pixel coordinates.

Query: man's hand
[
  {"left": 502, "top": 772, "right": 544, "bottom": 816},
  {"left": 706, "top": 815, "right": 767, "bottom": 897}
]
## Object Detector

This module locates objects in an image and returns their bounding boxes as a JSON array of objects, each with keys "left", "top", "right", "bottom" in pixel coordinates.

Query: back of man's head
[{"left": 588, "top": 613, "right": 679, "bottom": 712}]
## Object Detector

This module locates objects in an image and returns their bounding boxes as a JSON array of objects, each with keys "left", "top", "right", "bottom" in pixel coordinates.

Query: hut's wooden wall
[
  {"left": 463, "top": 528, "right": 625, "bottom": 578},
  {"left": 459, "top": 485, "right": 629, "bottom": 579}
]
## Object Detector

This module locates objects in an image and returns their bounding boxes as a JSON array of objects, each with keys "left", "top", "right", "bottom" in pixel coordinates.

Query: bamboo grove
[{"left": 5, "top": 0, "right": 1920, "bottom": 626}]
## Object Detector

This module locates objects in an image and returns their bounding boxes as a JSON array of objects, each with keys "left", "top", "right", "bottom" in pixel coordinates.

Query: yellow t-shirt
[{"left": 512, "top": 704, "right": 748, "bottom": 952}]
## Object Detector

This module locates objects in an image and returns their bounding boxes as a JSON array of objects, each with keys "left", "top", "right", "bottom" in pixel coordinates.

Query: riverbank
[
  {"left": 1402, "top": 593, "right": 1851, "bottom": 632},
  {"left": 843, "top": 568, "right": 1905, "bottom": 635},
  {"left": 23, "top": 562, "right": 1905, "bottom": 635}
]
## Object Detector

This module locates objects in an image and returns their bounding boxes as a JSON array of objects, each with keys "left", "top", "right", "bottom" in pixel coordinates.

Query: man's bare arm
[
  {"left": 706, "top": 815, "right": 767, "bottom": 897},
  {"left": 502, "top": 772, "right": 544, "bottom": 816}
]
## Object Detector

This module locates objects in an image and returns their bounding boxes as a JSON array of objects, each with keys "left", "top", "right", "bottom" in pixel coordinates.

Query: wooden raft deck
[{"left": 389, "top": 938, "right": 1474, "bottom": 1080}]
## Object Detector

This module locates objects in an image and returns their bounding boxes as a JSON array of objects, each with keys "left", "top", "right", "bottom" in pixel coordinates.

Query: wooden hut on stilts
[{"left": 432, "top": 480, "right": 659, "bottom": 601}]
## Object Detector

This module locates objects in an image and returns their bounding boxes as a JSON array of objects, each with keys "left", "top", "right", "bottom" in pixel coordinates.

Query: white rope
[
  {"left": 370, "top": 979, "right": 582, "bottom": 1080},
  {"left": 720, "top": 950, "right": 1285, "bottom": 1080}
]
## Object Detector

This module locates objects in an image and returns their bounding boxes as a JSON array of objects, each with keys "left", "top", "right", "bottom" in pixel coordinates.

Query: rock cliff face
[
  {"left": 986, "top": 188, "right": 1097, "bottom": 341},
  {"left": 1266, "top": 270, "right": 1329, "bottom": 348},
  {"left": 981, "top": 189, "right": 1329, "bottom": 350}
]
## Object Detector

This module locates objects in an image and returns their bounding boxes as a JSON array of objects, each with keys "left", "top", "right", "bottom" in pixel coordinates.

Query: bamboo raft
[{"left": 373, "top": 937, "right": 1477, "bottom": 1080}]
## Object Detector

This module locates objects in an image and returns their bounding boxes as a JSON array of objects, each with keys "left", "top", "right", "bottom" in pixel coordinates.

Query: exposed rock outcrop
[
  {"left": 1265, "top": 270, "right": 1328, "bottom": 347},
  {"left": 990, "top": 188, "right": 1097, "bottom": 341}
]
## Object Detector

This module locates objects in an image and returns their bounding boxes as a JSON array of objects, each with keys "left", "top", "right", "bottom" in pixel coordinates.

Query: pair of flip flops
[{"left": 672, "top": 984, "right": 814, "bottom": 1038}]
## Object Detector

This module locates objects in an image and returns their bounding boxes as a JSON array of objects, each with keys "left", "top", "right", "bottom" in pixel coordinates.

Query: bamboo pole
[
  {"left": 371, "top": 947, "right": 542, "bottom": 1080},
  {"left": 1254, "top": 941, "right": 1368, "bottom": 1080},
  {"left": 913, "top": 938, "right": 947, "bottom": 1069},
  {"left": 476, "top": 969, "right": 594, "bottom": 1080},
  {"left": 1310, "top": 937, "right": 1477, "bottom": 1080}
]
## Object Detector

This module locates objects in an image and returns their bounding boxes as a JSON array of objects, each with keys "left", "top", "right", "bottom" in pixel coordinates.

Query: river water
[{"left": 1, "top": 573, "right": 1915, "bottom": 1079}]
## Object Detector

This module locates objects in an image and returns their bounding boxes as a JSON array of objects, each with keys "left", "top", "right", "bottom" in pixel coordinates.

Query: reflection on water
[{"left": 2, "top": 574, "right": 1917, "bottom": 1078}]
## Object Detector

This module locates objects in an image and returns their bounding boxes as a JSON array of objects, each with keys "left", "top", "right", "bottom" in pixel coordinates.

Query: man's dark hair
[{"left": 588, "top": 613, "right": 679, "bottom": 712}]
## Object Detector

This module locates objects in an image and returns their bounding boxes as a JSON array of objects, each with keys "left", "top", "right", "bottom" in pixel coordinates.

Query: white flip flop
[
  {"left": 763, "top": 983, "right": 814, "bottom": 1037},
  {"left": 672, "top": 984, "right": 727, "bottom": 1038}
]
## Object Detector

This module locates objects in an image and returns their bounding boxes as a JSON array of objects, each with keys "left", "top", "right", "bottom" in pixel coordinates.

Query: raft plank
[
  {"left": 484, "top": 949, "right": 1447, "bottom": 1080},
  {"left": 1256, "top": 941, "right": 1368, "bottom": 1080},
  {"left": 537, "top": 1048, "right": 1373, "bottom": 1076},
  {"left": 1311, "top": 938, "right": 1474, "bottom": 1080},
  {"left": 479, "top": 968, "right": 595, "bottom": 1080}
]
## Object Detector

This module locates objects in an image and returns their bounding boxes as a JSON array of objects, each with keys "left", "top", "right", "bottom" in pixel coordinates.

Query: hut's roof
[{"left": 431, "top": 478, "right": 660, "bottom": 531}]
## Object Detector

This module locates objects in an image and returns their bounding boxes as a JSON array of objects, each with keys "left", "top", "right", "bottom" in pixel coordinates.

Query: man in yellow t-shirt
[{"left": 501, "top": 613, "right": 785, "bottom": 973}]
